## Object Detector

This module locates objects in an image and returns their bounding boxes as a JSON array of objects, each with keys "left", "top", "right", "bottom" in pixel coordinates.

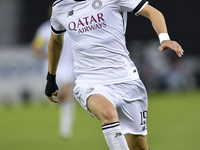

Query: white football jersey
[{"left": 51, "top": 0, "right": 148, "bottom": 85}]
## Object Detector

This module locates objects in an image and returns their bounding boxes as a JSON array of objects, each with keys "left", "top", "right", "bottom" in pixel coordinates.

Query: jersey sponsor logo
[
  {"left": 68, "top": 13, "right": 106, "bottom": 34},
  {"left": 92, "top": 0, "right": 102, "bottom": 9}
]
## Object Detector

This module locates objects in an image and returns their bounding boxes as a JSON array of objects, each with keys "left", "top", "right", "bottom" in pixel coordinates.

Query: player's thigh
[
  {"left": 125, "top": 134, "right": 148, "bottom": 150},
  {"left": 87, "top": 94, "right": 118, "bottom": 124}
]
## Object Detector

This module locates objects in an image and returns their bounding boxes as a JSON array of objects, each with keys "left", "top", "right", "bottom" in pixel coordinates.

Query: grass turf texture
[{"left": 0, "top": 89, "right": 199, "bottom": 150}]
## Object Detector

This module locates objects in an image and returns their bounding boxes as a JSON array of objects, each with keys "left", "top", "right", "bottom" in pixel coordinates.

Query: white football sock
[{"left": 102, "top": 122, "right": 130, "bottom": 150}]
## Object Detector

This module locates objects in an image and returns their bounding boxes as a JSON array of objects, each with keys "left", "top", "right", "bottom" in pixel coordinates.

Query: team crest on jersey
[
  {"left": 92, "top": 0, "right": 102, "bottom": 9},
  {"left": 67, "top": 10, "right": 74, "bottom": 17},
  {"left": 86, "top": 87, "right": 94, "bottom": 94}
]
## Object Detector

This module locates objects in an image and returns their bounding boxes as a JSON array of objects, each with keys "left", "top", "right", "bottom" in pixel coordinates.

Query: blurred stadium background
[{"left": 0, "top": 0, "right": 199, "bottom": 150}]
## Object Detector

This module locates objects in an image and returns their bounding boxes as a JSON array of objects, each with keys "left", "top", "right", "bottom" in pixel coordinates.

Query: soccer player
[
  {"left": 45, "top": 0, "right": 184, "bottom": 149},
  {"left": 32, "top": 7, "right": 76, "bottom": 139}
]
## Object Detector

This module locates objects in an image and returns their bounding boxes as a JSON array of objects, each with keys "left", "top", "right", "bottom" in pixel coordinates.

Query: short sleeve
[
  {"left": 119, "top": 0, "right": 148, "bottom": 15},
  {"left": 50, "top": 9, "right": 66, "bottom": 35}
]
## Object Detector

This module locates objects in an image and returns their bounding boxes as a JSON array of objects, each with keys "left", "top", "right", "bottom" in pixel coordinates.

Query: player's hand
[
  {"left": 158, "top": 40, "right": 184, "bottom": 57},
  {"left": 47, "top": 90, "right": 59, "bottom": 103},
  {"left": 45, "top": 72, "right": 59, "bottom": 103}
]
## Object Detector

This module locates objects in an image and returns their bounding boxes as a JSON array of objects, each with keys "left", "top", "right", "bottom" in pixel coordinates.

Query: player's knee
[
  {"left": 126, "top": 134, "right": 148, "bottom": 150},
  {"left": 100, "top": 107, "right": 118, "bottom": 124},
  {"left": 129, "top": 145, "right": 148, "bottom": 150},
  {"left": 137, "top": 144, "right": 149, "bottom": 150},
  {"left": 140, "top": 146, "right": 149, "bottom": 150}
]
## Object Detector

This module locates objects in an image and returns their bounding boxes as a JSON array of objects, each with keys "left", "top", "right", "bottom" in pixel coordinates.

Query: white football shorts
[{"left": 73, "top": 79, "right": 148, "bottom": 136}]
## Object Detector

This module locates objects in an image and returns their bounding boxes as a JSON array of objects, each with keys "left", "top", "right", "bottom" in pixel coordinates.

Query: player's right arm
[
  {"left": 138, "top": 4, "right": 184, "bottom": 57},
  {"left": 45, "top": 32, "right": 64, "bottom": 103}
]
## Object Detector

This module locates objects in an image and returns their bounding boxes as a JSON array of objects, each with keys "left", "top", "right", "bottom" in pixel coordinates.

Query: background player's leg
[
  {"left": 87, "top": 94, "right": 130, "bottom": 150},
  {"left": 59, "top": 83, "right": 76, "bottom": 139},
  {"left": 125, "top": 134, "right": 149, "bottom": 150}
]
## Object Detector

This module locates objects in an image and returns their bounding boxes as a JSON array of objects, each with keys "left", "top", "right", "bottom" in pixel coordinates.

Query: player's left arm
[{"left": 138, "top": 4, "right": 184, "bottom": 57}]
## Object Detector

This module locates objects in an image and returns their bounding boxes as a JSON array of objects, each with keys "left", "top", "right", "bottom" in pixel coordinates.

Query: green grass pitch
[{"left": 0, "top": 89, "right": 199, "bottom": 150}]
